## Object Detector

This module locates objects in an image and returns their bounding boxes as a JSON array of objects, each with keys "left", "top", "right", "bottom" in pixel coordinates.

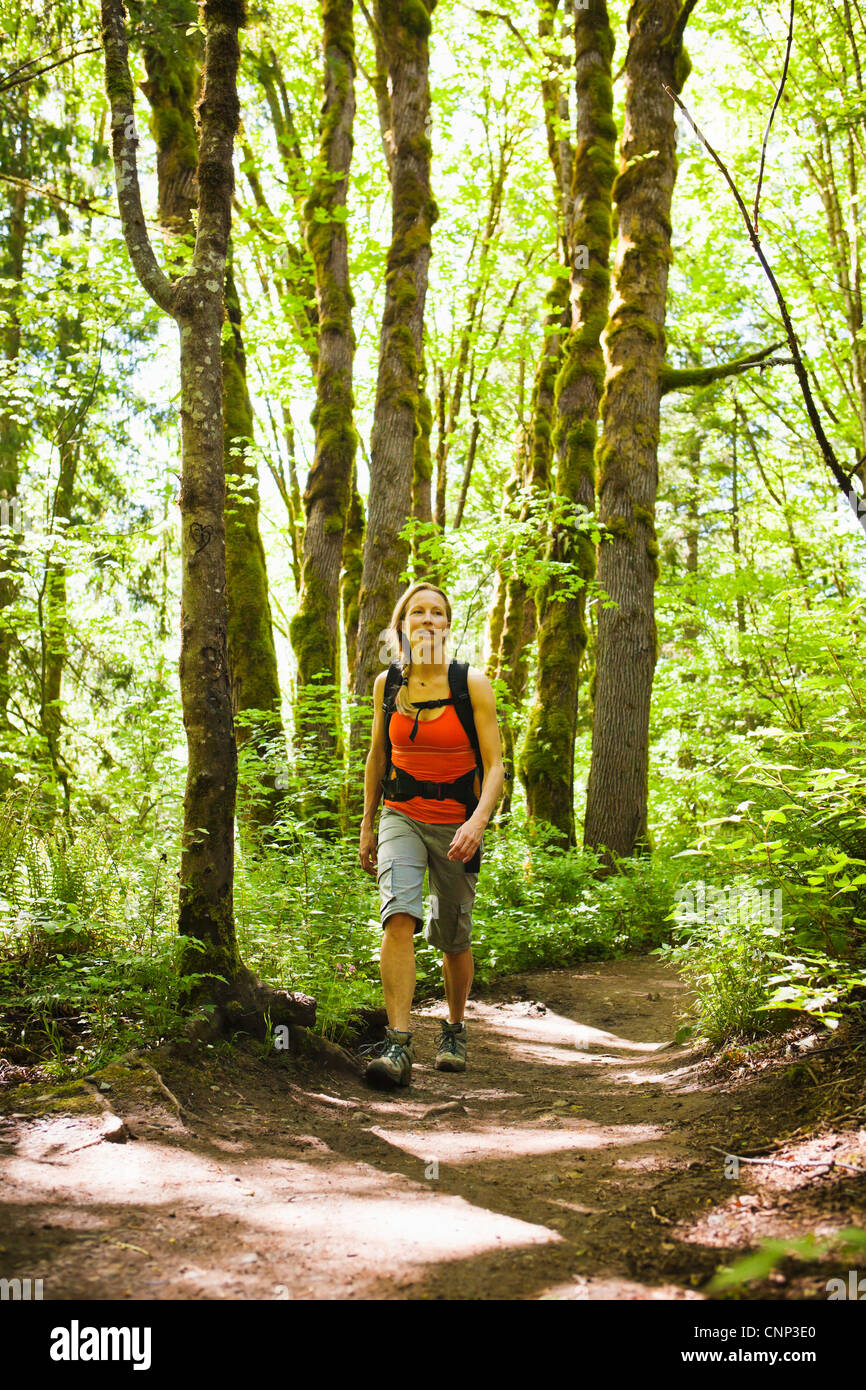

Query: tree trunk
[
  {"left": 499, "top": 278, "right": 569, "bottom": 817},
  {"left": 101, "top": 0, "right": 243, "bottom": 991},
  {"left": 222, "top": 261, "right": 286, "bottom": 831},
  {"left": 676, "top": 415, "right": 700, "bottom": 772},
  {"left": 290, "top": 0, "right": 358, "bottom": 833},
  {"left": 0, "top": 115, "right": 28, "bottom": 764},
  {"left": 351, "top": 0, "right": 436, "bottom": 743},
  {"left": 342, "top": 455, "right": 365, "bottom": 690},
  {"left": 520, "top": 0, "right": 616, "bottom": 846},
  {"left": 411, "top": 350, "right": 434, "bottom": 567},
  {"left": 39, "top": 215, "right": 84, "bottom": 822},
  {"left": 139, "top": 0, "right": 286, "bottom": 837},
  {"left": 583, "top": 0, "right": 691, "bottom": 864}
]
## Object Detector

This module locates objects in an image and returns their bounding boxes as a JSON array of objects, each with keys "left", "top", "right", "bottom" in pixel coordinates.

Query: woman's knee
[{"left": 383, "top": 911, "right": 418, "bottom": 940}]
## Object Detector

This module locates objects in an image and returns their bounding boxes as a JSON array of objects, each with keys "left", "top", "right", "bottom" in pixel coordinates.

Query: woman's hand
[
  {"left": 447, "top": 815, "right": 485, "bottom": 863},
  {"left": 359, "top": 825, "right": 378, "bottom": 875}
]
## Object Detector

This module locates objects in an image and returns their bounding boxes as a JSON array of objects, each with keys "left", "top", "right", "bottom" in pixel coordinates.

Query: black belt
[{"left": 382, "top": 766, "right": 482, "bottom": 872}]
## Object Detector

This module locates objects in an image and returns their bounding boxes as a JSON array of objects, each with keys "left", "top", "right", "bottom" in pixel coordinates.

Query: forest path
[{"left": 2, "top": 955, "right": 866, "bottom": 1300}]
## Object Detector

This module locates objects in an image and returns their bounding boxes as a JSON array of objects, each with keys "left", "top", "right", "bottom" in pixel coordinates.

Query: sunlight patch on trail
[
  {"left": 366, "top": 1120, "right": 664, "bottom": 1165},
  {"left": 478, "top": 1006, "right": 665, "bottom": 1055}
]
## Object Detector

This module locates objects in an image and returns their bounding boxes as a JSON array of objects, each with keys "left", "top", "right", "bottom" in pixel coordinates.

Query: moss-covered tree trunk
[
  {"left": 350, "top": 0, "right": 436, "bottom": 744},
  {"left": 289, "top": 0, "right": 358, "bottom": 832},
  {"left": 102, "top": 0, "right": 243, "bottom": 992},
  {"left": 139, "top": 0, "right": 285, "bottom": 837},
  {"left": 498, "top": 277, "right": 568, "bottom": 817},
  {"left": 40, "top": 237, "right": 82, "bottom": 822},
  {"left": 583, "top": 0, "right": 691, "bottom": 863},
  {"left": 494, "top": 0, "right": 573, "bottom": 825},
  {"left": 0, "top": 121, "right": 28, "bottom": 768},
  {"left": 222, "top": 260, "right": 286, "bottom": 832},
  {"left": 520, "top": 0, "right": 616, "bottom": 846},
  {"left": 102, "top": 0, "right": 316, "bottom": 1035},
  {"left": 411, "top": 351, "right": 434, "bottom": 569},
  {"left": 341, "top": 455, "right": 364, "bottom": 689}
]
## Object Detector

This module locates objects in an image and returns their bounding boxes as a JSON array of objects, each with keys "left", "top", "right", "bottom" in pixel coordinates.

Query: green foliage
[
  {"left": 709, "top": 1228, "right": 866, "bottom": 1294},
  {"left": 657, "top": 697, "right": 866, "bottom": 1040},
  {"left": 453, "top": 811, "right": 677, "bottom": 982}
]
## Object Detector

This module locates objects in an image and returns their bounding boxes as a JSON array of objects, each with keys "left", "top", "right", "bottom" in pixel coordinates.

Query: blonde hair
[{"left": 387, "top": 581, "right": 452, "bottom": 718}]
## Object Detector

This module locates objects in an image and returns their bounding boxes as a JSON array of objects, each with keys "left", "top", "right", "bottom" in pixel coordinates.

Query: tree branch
[
  {"left": 99, "top": 0, "right": 176, "bottom": 315},
  {"left": 664, "top": 83, "right": 855, "bottom": 510},
  {"left": 672, "top": 0, "right": 700, "bottom": 52},
  {"left": 659, "top": 341, "right": 792, "bottom": 394},
  {"left": 753, "top": 0, "right": 794, "bottom": 232}
]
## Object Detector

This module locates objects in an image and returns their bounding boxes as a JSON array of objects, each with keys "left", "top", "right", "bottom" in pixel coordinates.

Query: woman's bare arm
[{"left": 466, "top": 668, "right": 505, "bottom": 826}]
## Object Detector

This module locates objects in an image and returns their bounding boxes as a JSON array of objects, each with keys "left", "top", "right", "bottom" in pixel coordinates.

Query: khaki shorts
[{"left": 376, "top": 804, "right": 483, "bottom": 955}]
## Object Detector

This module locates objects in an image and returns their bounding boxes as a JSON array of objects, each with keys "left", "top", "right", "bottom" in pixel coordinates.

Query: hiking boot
[
  {"left": 361, "top": 1028, "right": 414, "bottom": 1089},
  {"left": 434, "top": 1019, "right": 467, "bottom": 1073}
]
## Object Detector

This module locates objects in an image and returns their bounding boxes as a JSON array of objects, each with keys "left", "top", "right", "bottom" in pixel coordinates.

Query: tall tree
[
  {"left": 101, "top": 0, "right": 246, "bottom": 991},
  {"left": 494, "top": 278, "right": 568, "bottom": 815},
  {"left": 520, "top": 0, "right": 616, "bottom": 845},
  {"left": 39, "top": 211, "right": 87, "bottom": 821},
  {"left": 135, "top": 0, "right": 286, "bottom": 835},
  {"left": 341, "top": 454, "right": 364, "bottom": 687},
  {"left": 0, "top": 97, "right": 28, "bottom": 770},
  {"left": 583, "top": 0, "right": 692, "bottom": 862},
  {"left": 102, "top": 0, "right": 316, "bottom": 1034},
  {"left": 350, "top": 0, "right": 436, "bottom": 734},
  {"left": 289, "top": 0, "right": 358, "bottom": 829}
]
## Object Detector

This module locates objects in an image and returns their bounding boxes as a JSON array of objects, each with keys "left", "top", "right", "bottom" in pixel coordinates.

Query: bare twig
[
  {"left": 471, "top": 7, "right": 534, "bottom": 57},
  {"left": 664, "top": 84, "right": 854, "bottom": 512},
  {"left": 754, "top": 0, "right": 795, "bottom": 231},
  {"left": 709, "top": 1144, "right": 863, "bottom": 1172}
]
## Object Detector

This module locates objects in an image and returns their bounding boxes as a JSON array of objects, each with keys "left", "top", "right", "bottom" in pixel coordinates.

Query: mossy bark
[
  {"left": 290, "top": 0, "right": 358, "bottom": 834},
  {"left": 101, "top": 0, "right": 246, "bottom": 991},
  {"left": 538, "top": 0, "right": 575, "bottom": 262},
  {"left": 411, "top": 350, "right": 433, "bottom": 567},
  {"left": 351, "top": 0, "right": 437, "bottom": 748},
  {"left": 488, "top": 443, "right": 525, "bottom": 821},
  {"left": 500, "top": 276, "right": 569, "bottom": 818},
  {"left": 0, "top": 115, "right": 28, "bottom": 766},
  {"left": 583, "top": 0, "right": 691, "bottom": 864},
  {"left": 222, "top": 261, "right": 286, "bottom": 832},
  {"left": 520, "top": 0, "right": 616, "bottom": 848},
  {"left": 341, "top": 454, "right": 365, "bottom": 690},
  {"left": 40, "top": 236, "right": 81, "bottom": 822},
  {"left": 138, "top": 0, "right": 286, "bottom": 837}
]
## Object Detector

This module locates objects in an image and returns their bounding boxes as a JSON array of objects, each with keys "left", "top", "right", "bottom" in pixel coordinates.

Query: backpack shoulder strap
[
  {"left": 448, "top": 659, "right": 483, "bottom": 774},
  {"left": 382, "top": 663, "right": 403, "bottom": 784}
]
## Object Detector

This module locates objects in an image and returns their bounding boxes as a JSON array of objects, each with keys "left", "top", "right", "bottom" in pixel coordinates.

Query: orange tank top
[{"left": 384, "top": 702, "right": 478, "bottom": 824}]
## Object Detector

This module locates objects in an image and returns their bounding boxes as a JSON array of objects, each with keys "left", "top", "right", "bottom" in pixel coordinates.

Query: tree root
[{"left": 186, "top": 967, "right": 317, "bottom": 1042}]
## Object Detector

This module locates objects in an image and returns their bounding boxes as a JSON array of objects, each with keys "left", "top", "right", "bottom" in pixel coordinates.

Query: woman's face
[{"left": 402, "top": 589, "right": 450, "bottom": 665}]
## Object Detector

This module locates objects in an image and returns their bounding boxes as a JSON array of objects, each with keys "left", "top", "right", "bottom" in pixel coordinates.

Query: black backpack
[{"left": 381, "top": 659, "right": 484, "bottom": 872}]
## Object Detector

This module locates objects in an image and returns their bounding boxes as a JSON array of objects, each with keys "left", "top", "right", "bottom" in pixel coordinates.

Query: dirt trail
[{"left": 2, "top": 955, "right": 865, "bottom": 1300}]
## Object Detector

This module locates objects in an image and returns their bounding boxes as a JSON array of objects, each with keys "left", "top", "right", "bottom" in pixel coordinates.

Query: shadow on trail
[{"left": 2, "top": 956, "right": 864, "bottom": 1299}]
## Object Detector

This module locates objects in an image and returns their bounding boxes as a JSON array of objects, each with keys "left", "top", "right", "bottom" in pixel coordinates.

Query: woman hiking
[{"left": 358, "top": 581, "right": 505, "bottom": 1089}]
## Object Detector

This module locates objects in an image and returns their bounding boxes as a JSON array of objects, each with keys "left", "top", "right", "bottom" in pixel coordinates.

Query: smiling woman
[{"left": 358, "top": 579, "right": 505, "bottom": 1090}]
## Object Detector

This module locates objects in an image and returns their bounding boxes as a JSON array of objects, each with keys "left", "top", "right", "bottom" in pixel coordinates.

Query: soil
[{"left": 1, "top": 953, "right": 866, "bottom": 1301}]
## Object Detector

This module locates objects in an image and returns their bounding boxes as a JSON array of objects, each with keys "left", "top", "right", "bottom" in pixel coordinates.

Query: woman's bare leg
[
  {"left": 442, "top": 947, "right": 473, "bottom": 1023},
  {"left": 380, "top": 913, "right": 417, "bottom": 1032}
]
